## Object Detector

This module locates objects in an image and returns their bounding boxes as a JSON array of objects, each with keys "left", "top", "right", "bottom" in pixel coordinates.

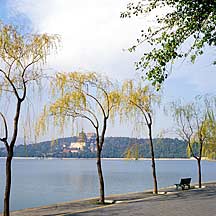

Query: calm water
[{"left": 0, "top": 158, "right": 216, "bottom": 211}]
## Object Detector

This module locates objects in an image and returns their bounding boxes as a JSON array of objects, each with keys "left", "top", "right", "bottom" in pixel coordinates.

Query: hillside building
[{"left": 62, "top": 131, "right": 96, "bottom": 154}]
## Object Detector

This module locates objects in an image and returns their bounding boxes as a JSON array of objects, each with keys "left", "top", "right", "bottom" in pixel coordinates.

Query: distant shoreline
[{"left": 0, "top": 157, "right": 215, "bottom": 161}]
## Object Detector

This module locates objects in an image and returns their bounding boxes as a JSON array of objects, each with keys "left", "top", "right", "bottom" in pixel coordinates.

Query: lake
[{"left": 0, "top": 158, "right": 216, "bottom": 211}]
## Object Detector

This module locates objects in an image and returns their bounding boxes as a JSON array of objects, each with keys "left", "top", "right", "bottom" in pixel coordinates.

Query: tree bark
[
  {"left": 95, "top": 125, "right": 105, "bottom": 204},
  {"left": 96, "top": 149, "right": 105, "bottom": 204},
  {"left": 148, "top": 124, "right": 158, "bottom": 194},
  {"left": 4, "top": 152, "right": 13, "bottom": 216},
  {"left": 95, "top": 117, "right": 107, "bottom": 204},
  {"left": 3, "top": 100, "right": 21, "bottom": 216},
  {"left": 197, "top": 158, "right": 202, "bottom": 188}
]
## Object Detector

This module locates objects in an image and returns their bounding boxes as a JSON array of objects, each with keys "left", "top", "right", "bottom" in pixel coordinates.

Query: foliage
[
  {"left": 203, "top": 97, "right": 216, "bottom": 159},
  {"left": 0, "top": 20, "right": 59, "bottom": 155},
  {"left": 0, "top": 21, "right": 59, "bottom": 97},
  {"left": 170, "top": 96, "right": 216, "bottom": 187},
  {"left": 0, "top": 137, "right": 188, "bottom": 158},
  {"left": 121, "top": 79, "right": 160, "bottom": 193},
  {"left": 0, "top": 20, "right": 59, "bottom": 216},
  {"left": 170, "top": 95, "right": 216, "bottom": 159},
  {"left": 36, "top": 72, "right": 121, "bottom": 136},
  {"left": 121, "top": 80, "right": 160, "bottom": 128},
  {"left": 0, "top": 21, "right": 59, "bottom": 144},
  {"left": 171, "top": 98, "right": 206, "bottom": 159},
  {"left": 37, "top": 71, "right": 122, "bottom": 203},
  {"left": 121, "top": 0, "right": 216, "bottom": 88}
]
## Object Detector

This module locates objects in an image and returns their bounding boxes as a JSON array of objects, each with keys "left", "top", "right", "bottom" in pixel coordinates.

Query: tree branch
[
  {"left": 130, "top": 99, "right": 150, "bottom": 126},
  {"left": 86, "top": 93, "right": 107, "bottom": 119},
  {"left": 0, "top": 112, "right": 9, "bottom": 152},
  {"left": 0, "top": 69, "right": 20, "bottom": 100}
]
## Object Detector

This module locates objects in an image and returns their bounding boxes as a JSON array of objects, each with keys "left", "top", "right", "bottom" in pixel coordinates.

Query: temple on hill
[{"left": 63, "top": 130, "right": 96, "bottom": 153}]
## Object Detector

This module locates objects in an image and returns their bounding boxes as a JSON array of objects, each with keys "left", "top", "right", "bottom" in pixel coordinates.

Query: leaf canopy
[
  {"left": 121, "top": 79, "right": 160, "bottom": 129},
  {"left": 0, "top": 21, "right": 59, "bottom": 98},
  {"left": 170, "top": 96, "right": 216, "bottom": 159},
  {"left": 37, "top": 72, "right": 122, "bottom": 136},
  {"left": 121, "top": 0, "right": 216, "bottom": 88}
]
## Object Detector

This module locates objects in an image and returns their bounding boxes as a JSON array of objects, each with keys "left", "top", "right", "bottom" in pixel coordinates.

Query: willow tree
[
  {"left": 205, "top": 113, "right": 216, "bottom": 159},
  {"left": 121, "top": 0, "right": 216, "bottom": 88},
  {"left": 171, "top": 98, "right": 210, "bottom": 188},
  {"left": 124, "top": 144, "right": 139, "bottom": 160},
  {"left": 122, "top": 80, "right": 160, "bottom": 194},
  {"left": 0, "top": 21, "right": 58, "bottom": 216},
  {"left": 38, "top": 72, "right": 121, "bottom": 204},
  {"left": 203, "top": 97, "right": 216, "bottom": 159}
]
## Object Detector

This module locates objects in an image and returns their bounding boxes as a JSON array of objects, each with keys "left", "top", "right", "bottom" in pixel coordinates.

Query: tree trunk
[
  {"left": 4, "top": 152, "right": 13, "bottom": 216},
  {"left": 96, "top": 150, "right": 105, "bottom": 204},
  {"left": 148, "top": 124, "right": 158, "bottom": 194},
  {"left": 95, "top": 116, "right": 107, "bottom": 204},
  {"left": 197, "top": 158, "right": 202, "bottom": 188},
  {"left": 3, "top": 100, "right": 21, "bottom": 216}
]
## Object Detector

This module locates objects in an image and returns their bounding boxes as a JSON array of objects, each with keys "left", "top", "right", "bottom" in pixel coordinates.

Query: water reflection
[{"left": 64, "top": 173, "right": 98, "bottom": 194}]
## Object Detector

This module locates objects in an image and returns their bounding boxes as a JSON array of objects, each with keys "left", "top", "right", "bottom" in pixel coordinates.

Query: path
[{"left": 2, "top": 182, "right": 216, "bottom": 216}]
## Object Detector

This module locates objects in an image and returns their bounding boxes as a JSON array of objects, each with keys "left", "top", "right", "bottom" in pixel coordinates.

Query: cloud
[
  {"left": 8, "top": 0, "right": 215, "bottom": 88},
  {"left": 8, "top": 0, "right": 149, "bottom": 80},
  {"left": 4, "top": 0, "right": 216, "bottom": 139}
]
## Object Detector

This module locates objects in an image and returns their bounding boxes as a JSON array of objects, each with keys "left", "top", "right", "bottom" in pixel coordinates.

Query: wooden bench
[{"left": 175, "top": 178, "right": 191, "bottom": 190}]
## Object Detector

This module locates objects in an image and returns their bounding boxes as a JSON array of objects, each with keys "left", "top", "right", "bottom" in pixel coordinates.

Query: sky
[{"left": 0, "top": 0, "right": 215, "bottom": 141}]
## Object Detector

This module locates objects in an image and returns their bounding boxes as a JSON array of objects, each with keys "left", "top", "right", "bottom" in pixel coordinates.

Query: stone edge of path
[{"left": 3, "top": 181, "right": 216, "bottom": 216}]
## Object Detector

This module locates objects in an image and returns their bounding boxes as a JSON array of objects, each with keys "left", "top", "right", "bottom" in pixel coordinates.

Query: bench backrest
[{"left": 180, "top": 178, "right": 191, "bottom": 184}]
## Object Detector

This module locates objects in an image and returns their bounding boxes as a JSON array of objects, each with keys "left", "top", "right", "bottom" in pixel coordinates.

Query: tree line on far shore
[{"left": 0, "top": 137, "right": 188, "bottom": 158}]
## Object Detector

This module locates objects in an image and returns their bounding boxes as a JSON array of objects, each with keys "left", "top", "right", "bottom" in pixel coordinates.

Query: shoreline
[
  {"left": 0, "top": 157, "right": 215, "bottom": 161},
  {"left": 3, "top": 181, "right": 216, "bottom": 216}
]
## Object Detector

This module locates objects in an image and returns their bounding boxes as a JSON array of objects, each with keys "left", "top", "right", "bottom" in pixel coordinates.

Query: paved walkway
[{"left": 3, "top": 182, "right": 216, "bottom": 216}]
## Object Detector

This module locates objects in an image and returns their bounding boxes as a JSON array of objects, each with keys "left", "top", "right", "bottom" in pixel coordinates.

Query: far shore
[{"left": 0, "top": 157, "right": 215, "bottom": 161}]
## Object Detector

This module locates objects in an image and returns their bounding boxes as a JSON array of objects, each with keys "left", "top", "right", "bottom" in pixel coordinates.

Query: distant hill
[
  {"left": 0, "top": 136, "right": 188, "bottom": 158},
  {"left": 102, "top": 137, "right": 187, "bottom": 158},
  {"left": 0, "top": 137, "right": 31, "bottom": 148}
]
